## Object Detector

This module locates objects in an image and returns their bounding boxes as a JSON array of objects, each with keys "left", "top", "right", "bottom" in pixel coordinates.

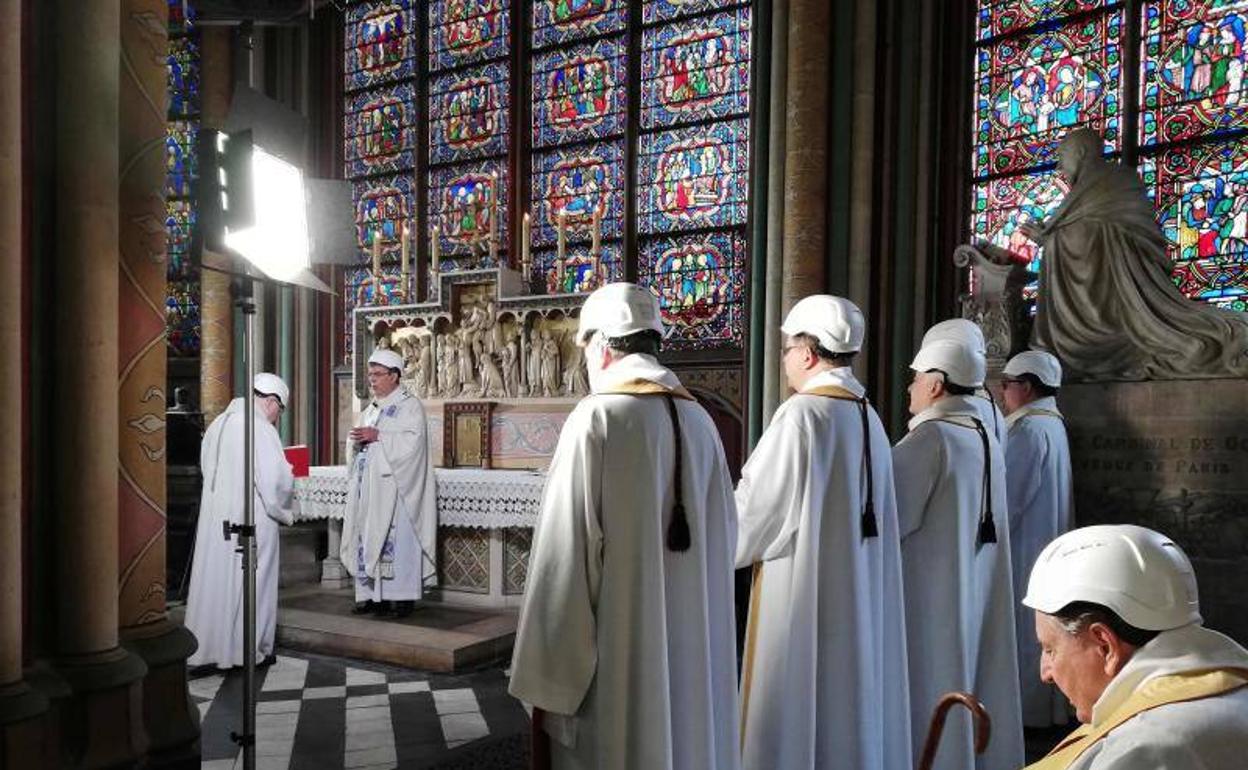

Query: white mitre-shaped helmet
[
  {"left": 253, "top": 372, "right": 290, "bottom": 407},
  {"left": 576, "top": 282, "right": 665, "bottom": 347},
  {"left": 921, "top": 318, "right": 987, "bottom": 356},
  {"left": 910, "top": 338, "right": 987, "bottom": 390},
  {"left": 1003, "top": 350, "right": 1063, "bottom": 388},
  {"left": 780, "top": 295, "right": 865, "bottom": 354},
  {"left": 369, "top": 347, "right": 404, "bottom": 372}
]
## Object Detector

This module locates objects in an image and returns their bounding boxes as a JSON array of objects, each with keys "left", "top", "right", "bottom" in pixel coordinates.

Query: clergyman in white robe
[
  {"left": 1005, "top": 395, "right": 1074, "bottom": 727},
  {"left": 509, "top": 353, "right": 740, "bottom": 770},
  {"left": 186, "top": 396, "right": 294, "bottom": 668},
  {"left": 736, "top": 367, "right": 911, "bottom": 770},
  {"left": 341, "top": 386, "right": 438, "bottom": 603},
  {"left": 893, "top": 394, "right": 1024, "bottom": 770}
]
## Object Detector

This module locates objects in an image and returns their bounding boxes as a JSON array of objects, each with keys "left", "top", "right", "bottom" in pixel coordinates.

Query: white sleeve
[
  {"left": 892, "top": 427, "right": 942, "bottom": 540},
  {"left": 733, "top": 405, "right": 808, "bottom": 568}
]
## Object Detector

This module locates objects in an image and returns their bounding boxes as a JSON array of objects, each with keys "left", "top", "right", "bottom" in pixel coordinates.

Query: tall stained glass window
[
  {"left": 972, "top": 0, "right": 1248, "bottom": 312},
  {"left": 340, "top": 0, "right": 757, "bottom": 357},
  {"left": 343, "top": 1, "right": 419, "bottom": 359},
  {"left": 633, "top": 2, "right": 753, "bottom": 350},
  {"left": 166, "top": 0, "right": 201, "bottom": 356}
]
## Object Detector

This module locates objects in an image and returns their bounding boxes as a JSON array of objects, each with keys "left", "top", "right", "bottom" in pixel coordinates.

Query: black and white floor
[{"left": 190, "top": 650, "right": 530, "bottom": 769}]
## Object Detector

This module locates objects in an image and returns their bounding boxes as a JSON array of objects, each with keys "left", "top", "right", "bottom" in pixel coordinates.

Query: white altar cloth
[{"left": 294, "top": 466, "right": 545, "bottom": 529}]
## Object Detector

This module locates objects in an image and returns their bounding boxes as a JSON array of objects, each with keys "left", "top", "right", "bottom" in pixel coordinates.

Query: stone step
[{"left": 275, "top": 585, "right": 517, "bottom": 674}]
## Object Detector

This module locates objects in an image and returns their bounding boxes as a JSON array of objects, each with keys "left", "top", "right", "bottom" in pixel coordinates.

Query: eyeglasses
[{"left": 999, "top": 378, "right": 1024, "bottom": 389}]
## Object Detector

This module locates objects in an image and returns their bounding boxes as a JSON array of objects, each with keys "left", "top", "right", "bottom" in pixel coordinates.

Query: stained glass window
[
  {"left": 429, "top": 161, "right": 508, "bottom": 265},
  {"left": 1140, "top": 0, "right": 1248, "bottom": 146},
  {"left": 640, "top": 8, "right": 752, "bottom": 129},
  {"left": 637, "top": 119, "right": 751, "bottom": 234},
  {"left": 428, "top": 62, "right": 510, "bottom": 163},
  {"left": 639, "top": 231, "right": 748, "bottom": 347},
  {"left": 532, "top": 38, "right": 628, "bottom": 147},
  {"left": 429, "top": 0, "right": 509, "bottom": 72},
  {"left": 166, "top": 1, "right": 200, "bottom": 357},
  {"left": 972, "top": 0, "right": 1248, "bottom": 313},
  {"left": 973, "top": 10, "right": 1123, "bottom": 177},
  {"left": 532, "top": 0, "right": 626, "bottom": 49},
  {"left": 343, "top": 1, "right": 420, "bottom": 361},
  {"left": 530, "top": 144, "right": 625, "bottom": 246}
]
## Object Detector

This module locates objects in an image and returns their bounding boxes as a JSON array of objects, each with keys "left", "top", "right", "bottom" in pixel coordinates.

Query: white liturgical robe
[
  {"left": 1005, "top": 396, "right": 1074, "bottom": 727},
  {"left": 509, "top": 354, "right": 740, "bottom": 770},
  {"left": 341, "top": 387, "right": 437, "bottom": 601},
  {"left": 186, "top": 398, "right": 294, "bottom": 668},
  {"left": 735, "top": 367, "right": 911, "bottom": 770},
  {"left": 893, "top": 395, "right": 1024, "bottom": 770},
  {"left": 1030, "top": 624, "right": 1248, "bottom": 770},
  {"left": 972, "top": 389, "right": 1009, "bottom": 452}
]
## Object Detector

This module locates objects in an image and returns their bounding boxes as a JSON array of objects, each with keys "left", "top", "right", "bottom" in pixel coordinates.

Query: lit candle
[
  {"left": 521, "top": 212, "right": 531, "bottom": 278},
  {"left": 591, "top": 207, "right": 601, "bottom": 283},
  {"left": 400, "top": 224, "right": 410, "bottom": 300},
  {"left": 489, "top": 171, "right": 499, "bottom": 264},
  {"left": 371, "top": 227, "right": 381, "bottom": 284},
  {"left": 556, "top": 208, "right": 567, "bottom": 264}
]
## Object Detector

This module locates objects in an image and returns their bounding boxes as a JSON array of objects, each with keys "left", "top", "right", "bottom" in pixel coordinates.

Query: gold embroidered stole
[{"left": 595, "top": 377, "right": 696, "bottom": 401}]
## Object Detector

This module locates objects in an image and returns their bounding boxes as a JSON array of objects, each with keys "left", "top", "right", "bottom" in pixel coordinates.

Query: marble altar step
[{"left": 276, "top": 584, "right": 518, "bottom": 674}]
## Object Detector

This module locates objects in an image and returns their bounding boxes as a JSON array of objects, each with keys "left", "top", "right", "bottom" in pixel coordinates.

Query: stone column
[
  {"left": 780, "top": 0, "right": 830, "bottom": 315},
  {"left": 51, "top": 0, "right": 149, "bottom": 766},
  {"left": 760, "top": 0, "right": 789, "bottom": 426},
  {"left": 199, "top": 27, "right": 234, "bottom": 423},
  {"left": 116, "top": 1, "right": 199, "bottom": 765},
  {"left": 0, "top": 1, "right": 54, "bottom": 764}
]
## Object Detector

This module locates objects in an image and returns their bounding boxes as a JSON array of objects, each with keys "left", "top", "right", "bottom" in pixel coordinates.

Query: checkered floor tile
[{"left": 192, "top": 649, "right": 529, "bottom": 769}]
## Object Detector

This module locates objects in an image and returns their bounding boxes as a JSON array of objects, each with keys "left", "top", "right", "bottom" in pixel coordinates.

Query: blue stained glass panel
[
  {"left": 429, "top": 62, "right": 510, "bottom": 164},
  {"left": 533, "top": 0, "right": 626, "bottom": 49},
  {"left": 166, "top": 199, "right": 197, "bottom": 281},
  {"left": 1140, "top": 1, "right": 1248, "bottom": 146},
  {"left": 637, "top": 119, "right": 750, "bottom": 233},
  {"left": 637, "top": 230, "right": 747, "bottom": 349},
  {"left": 640, "top": 8, "right": 752, "bottom": 129},
  {"left": 166, "top": 281, "right": 201, "bottom": 356},
  {"left": 352, "top": 174, "right": 415, "bottom": 260},
  {"left": 428, "top": 160, "right": 509, "bottom": 265},
  {"left": 529, "top": 142, "right": 625, "bottom": 246},
  {"left": 344, "top": 265, "right": 409, "bottom": 359},
  {"left": 429, "top": 0, "right": 509, "bottom": 71},
  {"left": 643, "top": 0, "right": 739, "bottom": 24},
  {"left": 345, "top": 1, "right": 415, "bottom": 91},
  {"left": 167, "top": 35, "right": 200, "bottom": 118},
  {"left": 344, "top": 82, "right": 417, "bottom": 177},
  {"left": 976, "top": 0, "right": 1108, "bottom": 42},
  {"left": 1141, "top": 136, "right": 1248, "bottom": 309},
  {"left": 532, "top": 243, "right": 624, "bottom": 294},
  {"left": 532, "top": 38, "right": 628, "bottom": 147},
  {"left": 973, "top": 11, "right": 1123, "bottom": 177},
  {"left": 970, "top": 170, "right": 1068, "bottom": 273},
  {"left": 165, "top": 121, "right": 198, "bottom": 206}
]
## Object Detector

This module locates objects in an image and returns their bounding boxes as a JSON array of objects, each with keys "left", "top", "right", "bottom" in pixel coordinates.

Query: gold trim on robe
[{"left": 595, "top": 378, "right": 696, "bottom": 401}]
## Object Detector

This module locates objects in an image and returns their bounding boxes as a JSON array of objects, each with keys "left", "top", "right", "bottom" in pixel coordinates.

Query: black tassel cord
[
  {"left": 857, "top": 399, "right": 879, "bottom": 539},
  {"left": 663, "top": 395, "right": 691, "bottom": 552},
  {"left": 972, "top": 417, "right": 997, "bottom": 547}
]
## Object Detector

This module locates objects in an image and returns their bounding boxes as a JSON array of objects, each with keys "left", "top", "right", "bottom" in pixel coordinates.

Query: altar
[{"left": 295, "top": 466, "right": 545, "bottom": 608}]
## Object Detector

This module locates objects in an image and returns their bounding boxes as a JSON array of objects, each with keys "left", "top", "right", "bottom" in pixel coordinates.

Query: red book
[{"left": 284, "top": 445, "right": 310, "bottom": 478}]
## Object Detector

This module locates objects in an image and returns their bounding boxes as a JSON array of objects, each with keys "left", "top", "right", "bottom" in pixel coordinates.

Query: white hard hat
[
  {"left": 253, "top": 372, "right": 290, "bottom": 408},
  {"left": 910, "top": 339, "right": 987, "bottom": 389},
  {"left": 780, "top": 295, "right": 865, "bottom": 354},
  {"left": 921, "top": 319, "right": 987, "bottom": 356},
  {"left": 1004, "top": 350, "right": 1063, "bottom": 388},
  {"left": 1023, "top": 525, "right": 1201, "bottom": 632},
  {"left": 576, "top": 282, "right": 664, "bottom": 346},
  {"left": 368, "top": 348, "right": 404, "bottom": 372}
]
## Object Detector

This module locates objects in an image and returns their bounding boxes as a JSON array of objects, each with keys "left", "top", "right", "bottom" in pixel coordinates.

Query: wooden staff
[{"left": 918, "top": 692, "right": 991, "bottom": 770}]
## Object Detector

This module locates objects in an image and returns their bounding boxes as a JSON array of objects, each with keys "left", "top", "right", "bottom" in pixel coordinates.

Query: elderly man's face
[
  {"left": 367, "top": 364, "right": 400, "bottom": 398},
  {"left": 1035, "top": 611, "right": 1118, "bottom": 723},
  {"left": 907, "top": 371, "right": 943, "bottom": 416}
]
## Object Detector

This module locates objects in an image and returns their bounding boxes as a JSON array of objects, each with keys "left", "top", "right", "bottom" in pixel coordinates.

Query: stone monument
[{"left": 960, "top": 129, "right": 1248, "bottom": 642}]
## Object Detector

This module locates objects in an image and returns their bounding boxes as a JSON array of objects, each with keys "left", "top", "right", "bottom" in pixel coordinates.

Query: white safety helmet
[
  {"left": 910, "top": 339, "right": 987, "bottom": 390},
  {"left": 1023, "top": 525, "right": 1201, "bottom": 631},
  {"left": 576, "top": 282, "right": 665, "bottom": 347},
  {"left": 921, "top": 319, "right": 987, "bottom": 356},
  {"left": 780, "top": 295, "right": 865, "bottom": 354},
  {"left": 368, "top": 347, "right": 404, "bottom": 372},
  {"left": 253, "top": 372, "right": 290, "bottom": 408},
  {"left": 1004, "top": 350, "right": 1063, "bottom": 388}
]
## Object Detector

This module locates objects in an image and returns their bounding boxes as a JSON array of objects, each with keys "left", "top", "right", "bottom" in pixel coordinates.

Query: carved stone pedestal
[{"left": 1060, "top": 379, "right": 1248, "bottom": 643}]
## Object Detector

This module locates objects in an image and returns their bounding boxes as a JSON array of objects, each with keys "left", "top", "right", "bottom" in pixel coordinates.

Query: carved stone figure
[
  {"left": 563, "top": 341, "right": 589, "bottom": 396},
  {"left": 480, "top": 352, "right": 507, "bottom": 398},
  {"left": 413, "top": 335, "right": 433, "bottom": 398},
  {"left": 457, "top": 325, "right": 478, "bottom": 394},
  {"left": 540, "top": 330, "right": 562, "bottom": 397},
  {"left": 1022, "top": 128, "right": 1248, "bottom": 379},
  {"left": 442, "top": 338, "right": 461, "bottom": 397},
  {"left": 500, "top": 334, "right": 520, "bottom": 398},
  {"left": 526, "top": 326, "right": 543, "bottom": 397}
]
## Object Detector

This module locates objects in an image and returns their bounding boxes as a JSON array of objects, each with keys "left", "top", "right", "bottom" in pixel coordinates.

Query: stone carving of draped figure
[{"left": 1022, "top": 128, "right": 1248, "bottom": 380}]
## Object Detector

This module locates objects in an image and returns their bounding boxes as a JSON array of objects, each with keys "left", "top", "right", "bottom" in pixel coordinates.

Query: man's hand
[
  {"left": 1019, "top": 221, "right": 1045, "bottom": 241},
  {"left": 349, "top": 426, "right": 380, "bottom": 444}
]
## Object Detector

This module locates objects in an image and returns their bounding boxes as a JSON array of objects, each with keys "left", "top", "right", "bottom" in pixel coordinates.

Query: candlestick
[
  {"left": 521, "top": 212, "right": 532, "bottom": 279},
  {"left": 591, "top": 207, "right": 601, "bottom": 284},
  {"left": 556, "top": 209, "right": 567, "bottom": 265},
  {"left": 371, "top": 227, "right": 381, "bottom": 284},
  {"left": 489, "top": 171, "right": 499, "bottom": 264},
  {"left": 431, "top": 224, "right": 441, "bottom": 278},
  {"left": 400, "top": 225, "right": 410, "bottom": 300}
]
